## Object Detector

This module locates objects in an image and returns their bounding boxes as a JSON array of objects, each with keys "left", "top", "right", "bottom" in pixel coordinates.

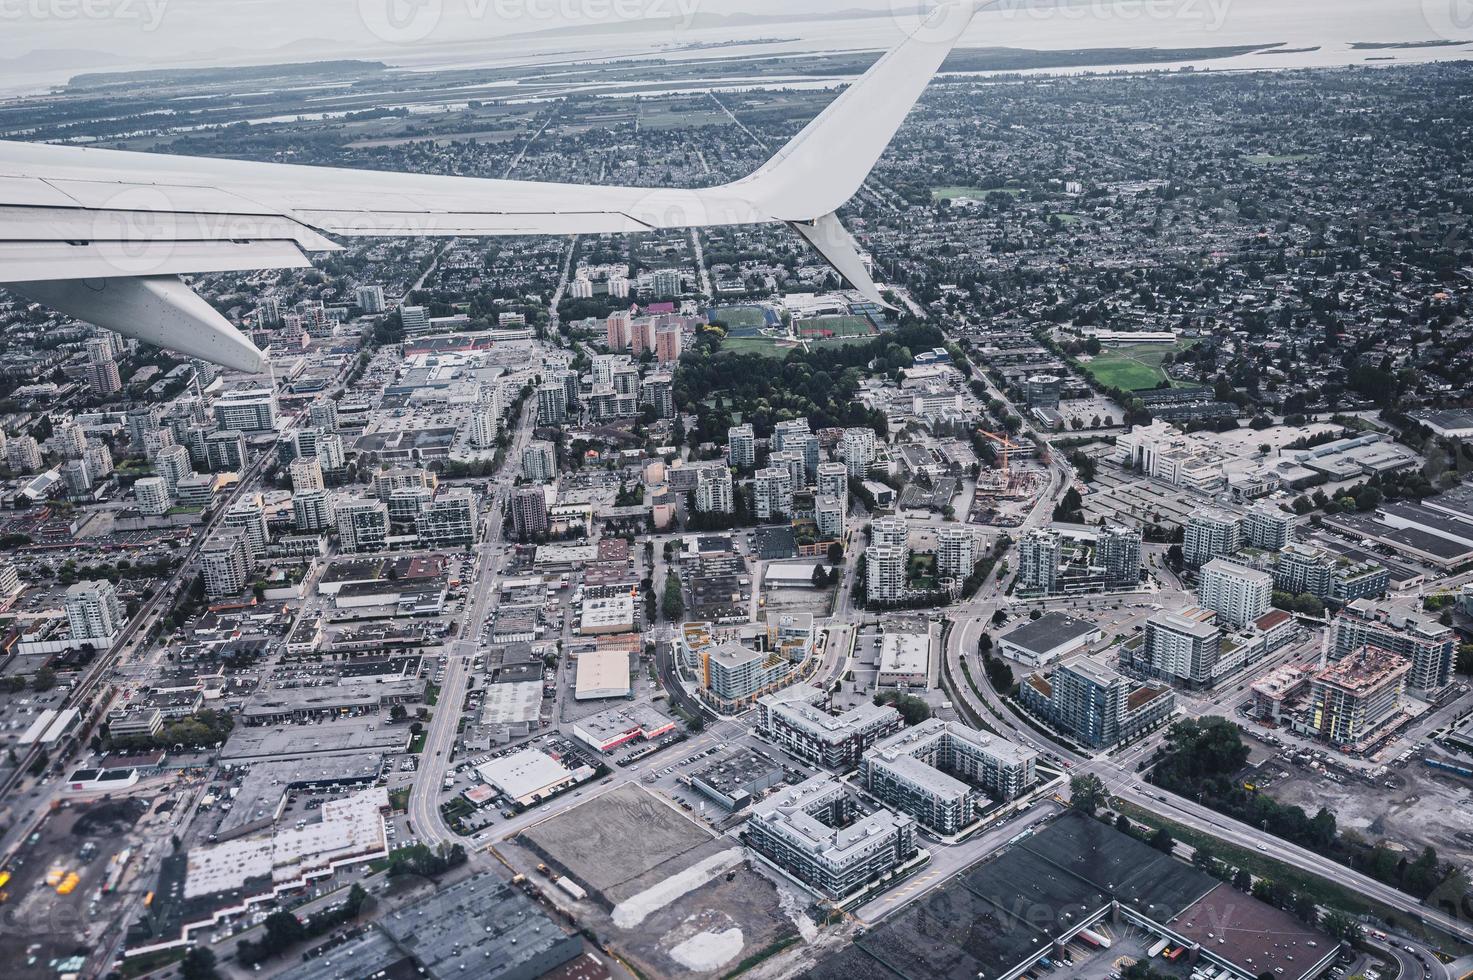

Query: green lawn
[
  {"left": 1082, "top": 342, "right": 1193, "bottom": 392},
  {"left": 722, "top": 336, "right": 792, "bottom": 358},
  {"left": 932, "top": 185, "right": 1022, "bottom": 201},
  {"left": 1245, "top": 153, "right": 1309, "bottom": 165}
]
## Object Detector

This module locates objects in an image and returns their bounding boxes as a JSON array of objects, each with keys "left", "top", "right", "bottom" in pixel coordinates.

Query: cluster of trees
[
  {"left": 977, "top": 636, "right": 1016, "bottom": 695},
  {"left": 873, "top": 690, "right": 932, "bottom": 726},
  {"left": 1151, "top": 719, "right": 1464, "bottom": 902},
  {"left": 386, "top": 842, "right": 468, "bottom": 879},
  {"left": 237, "top": 884, "right": 371, "bottom": 967},
  {"left": 675, "top": 321, "right": 943, "bottom": 445},
  {"left": 1, "top": 667, "right": 56, "bottom": 693},
  {"left": 106, "top": 709, "right": 235, "bottom": 753},
  {"left": 661, "top": 571, "right": 684, "bottom": 621},
  {"left": 1052, "top": 486, "right": 1085, "bottom": 523},
  {"left": 1272, "top": 591, "right": 1325, "bottom": 617}
]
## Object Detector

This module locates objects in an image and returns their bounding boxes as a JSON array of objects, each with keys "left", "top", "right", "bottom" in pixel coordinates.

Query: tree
[
  {"left": 389, "top": 704, "right": 408, "bottom": 723},
  {"left": 179, "top": 947, "right": 220, "bottom": 980},
  {"left": 1069, "top": 773, "right": 1108, "bottom": 816},
  {"left": 827, "top": 541, "right": 844, "bottom": 565},
  {"left": 31, "top": 666, "right": 57, "bottom": 692},
  {"left": 1149, "top": 826, "right": 1176, "bottom": 853},
  {"left": 661, "top": 570, "right": 684, "bottom": 622},
  {"left": 1321, "top": 909, "right": 1364, "bottom": 943}
]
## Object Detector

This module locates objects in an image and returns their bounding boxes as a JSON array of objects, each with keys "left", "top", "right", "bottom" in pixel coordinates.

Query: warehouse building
[{"left": 996, "top": 612, "right": 1102, "bottom": 667}]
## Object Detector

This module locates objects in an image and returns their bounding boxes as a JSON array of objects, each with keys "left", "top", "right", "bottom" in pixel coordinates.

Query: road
[
  {"left": 406, "top": 379, "right": 538, "bottom": 850},
  {"left": 852, "top": 799, "right": 1063, "bottom": 924}
]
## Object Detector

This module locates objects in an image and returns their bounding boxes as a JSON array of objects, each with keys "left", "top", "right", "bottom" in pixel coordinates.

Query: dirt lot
[
  {"left": 1266, "top": 762, "right": 1473, "bottom": 864},
  {"left": 503, "top": 786, "right": 813, "bottom": 979},
  {"left": 516, "top": 784, "right": 718, "bottom": 903},
  {"left": 0, "top": 796, "right": 157, "bottom": 979}
]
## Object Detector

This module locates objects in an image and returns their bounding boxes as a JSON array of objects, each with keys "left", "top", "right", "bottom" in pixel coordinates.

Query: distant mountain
[
  {"left": 0, "top": 49, "right": 131, "bottom": 73},
  {"left": 503, "top": 5, "right": 933, "bottom": 40},
  {"left": 67, "top": 60, "right": 388, "bottom": 90}
]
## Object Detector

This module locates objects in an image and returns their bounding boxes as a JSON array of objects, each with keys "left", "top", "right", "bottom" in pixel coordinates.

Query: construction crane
[{"left": 977, "top": 429, "right": 1022, "bottom": 473}]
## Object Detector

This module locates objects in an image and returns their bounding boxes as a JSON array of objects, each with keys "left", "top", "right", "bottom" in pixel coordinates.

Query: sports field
[
  {"left": 931, "top": 185, "right": 1022, "bottom": 201},
  {"left": 712, "top": 305, "right": 770, "bottom": 335},
  {"left": 798, "top": 314, "right": 876, "bottom": 339},
  {"left": 722, "top": 336, "right": 791, "bottom": 358},
  {"left": 1081, "top": 342, "right": 1192, "bottom": 391}
]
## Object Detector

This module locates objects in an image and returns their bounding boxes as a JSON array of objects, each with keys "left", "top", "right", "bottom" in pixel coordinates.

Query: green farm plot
[
  {"left": 932, "top": 185, "right": 1023, "bottom": 201},
  {"left": 1082, "top": 342, "right": 1194, "bottom": 392}
]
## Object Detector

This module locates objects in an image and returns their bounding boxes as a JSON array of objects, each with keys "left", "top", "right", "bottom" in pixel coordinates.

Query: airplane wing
[{"left": 0, "top": 1, "right": 983, "bottom": 373}]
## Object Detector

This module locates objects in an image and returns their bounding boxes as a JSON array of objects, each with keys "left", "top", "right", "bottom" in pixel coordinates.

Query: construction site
[
  {"left": 0, "top": 796, "right": 161, "bottom": 979},
  {"left": 967, "top": 429, "right": 1049, "bottom": 526},
  {"left": 498, "top": 784, "right": 807, "bottom": 979}
]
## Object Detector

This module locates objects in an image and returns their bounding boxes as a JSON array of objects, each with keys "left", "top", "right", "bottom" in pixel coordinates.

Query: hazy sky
[
  {"left": 0, "top": 0, "right": 860, "bottom": 62},
  {"left": 1, "top": 0, "right": 1467, "bottom": 89}
]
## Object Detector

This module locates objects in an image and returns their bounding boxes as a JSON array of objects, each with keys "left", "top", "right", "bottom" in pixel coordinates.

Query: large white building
[
  {"left": 696, "top": 466, "right": 735, "bottom": 514},
  {"left": 135, "top": 476, "right": 170, "bottom": 516},
  {"left": 1197, "top": 559, "right": 1272, "bottom": 629},
  {"left": 201, "top": 532, "right": 251, "bottom": 599},
  {"left": 522, "top": 441, "right": 556, "bottom": 483},
  {"left": 223, "top": 495, "right": 269, "bottom": 564},
  {"left": 337, "top": 499, "right": 390, "bottom": 553},
  {"left": 817, "top": 461, "right": 848, "bottom": 500},
  {"left": 753, "top": 466, "right": 793, "bottom": 520},
  {"left": 64, "top": 580, "right": 125, "bottom": 643},
  {"left": 866, "top": 544, "right": 907, "bottom": 604},
  {"left": 1115, "top": 420, "right": 1224, "bottom": 493},
  {"left": 936, "top": 526, "right": 976, "bottom": 581},
  {"left": 415, "top": 489, "right": 478, "bottom": 547},
  {"left": 727, "top": 424, "right": 756, "bottom": 470},
  {"left": 841, "top": 427, "right": 876, "bottom": 479},
  {"left": 213, "top": 388, "right": 277, "bottom": 433},
  {"left": 815, "top": 494, "right": 846, "bottom": 540},
  {"left": 293, "top": 488, "right": 335, "bottom": 532},
  {"left": 871, "top": 516, "right": 908, "bottom": 550},
  {"left": 1185, "top": 508, "right": 1243, "bottom": 569}
]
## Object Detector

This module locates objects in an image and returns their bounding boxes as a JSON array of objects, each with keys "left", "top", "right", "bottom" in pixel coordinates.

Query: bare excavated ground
[{"left": 1268, "top": 763, "right": 1473, "bottom": 862}]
